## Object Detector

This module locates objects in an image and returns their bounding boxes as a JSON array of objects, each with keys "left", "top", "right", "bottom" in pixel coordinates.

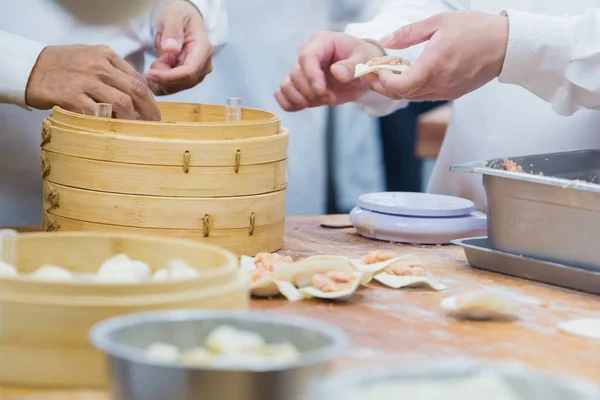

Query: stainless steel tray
[
  {"left": 452, "top": 237, "right": 600, "bottom": 295},
  {"left": 451, "top": 149, "right": 600, "bottom": 271}
]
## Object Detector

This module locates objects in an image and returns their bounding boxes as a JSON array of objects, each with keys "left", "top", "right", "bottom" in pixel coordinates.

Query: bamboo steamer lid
[
  {"left": 0, "top": 232, "right": 249, "bottom": 387},
  {"left": 49, "top": 102, "right": 281, "bottom": 139}
]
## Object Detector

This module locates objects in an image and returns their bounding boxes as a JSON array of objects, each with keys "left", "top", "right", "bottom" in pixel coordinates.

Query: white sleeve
[
  {"left": 344, "top": 0, "right": 469, "bottom": 117},
  {"left": 498, "top": 8, "right": 600, "bottom": 116},
  {"left": 149, "top": 0, "right": 227, "bottom": 55},
  {"left": 187, "top": 0, "right": 227, "bottom": 54},
  {"left": 0, "top": 30, "right": 46, "bottom": 109}
]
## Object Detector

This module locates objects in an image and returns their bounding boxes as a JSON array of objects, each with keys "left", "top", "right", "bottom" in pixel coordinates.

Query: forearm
[
  {"left": 0, "top": 30, "right": 46, "bottom": 108},
  {"left": 498, "top": 8, "right": 600, "bottom": 116}
]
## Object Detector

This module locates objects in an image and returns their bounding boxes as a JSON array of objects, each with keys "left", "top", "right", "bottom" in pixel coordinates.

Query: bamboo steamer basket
[
  {"left": 40, "top": 102, "right": 288, "bottom": 256},
  {"left": 0, "top": 231, "right": 249, "bottom": 388}
]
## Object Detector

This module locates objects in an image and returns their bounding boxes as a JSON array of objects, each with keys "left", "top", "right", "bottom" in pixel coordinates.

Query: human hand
[
  {"left": 146, "top": 0, "right": 213, "bottom": 95},
  {"left": 25, "top": 45, "right": 161, "bottom": 120},
  {"left": 275, "top": 31, "right": 385, "bottom": 112},
  {"left": 361, "top": 11, "right": 509, "bottom": 101}
]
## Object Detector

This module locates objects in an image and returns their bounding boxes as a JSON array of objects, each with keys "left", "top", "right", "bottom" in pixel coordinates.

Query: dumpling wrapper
[
  {"left": 29, "top": 265, "right": 74, "bottom": 282},
  {"left": 558, "top": 318, "right": 600, "bottom": 340},
  {"left": 354, "top": 63, "right": 410, "bottom": 78},
  {"left": 440, "top": 293, "right": 518, "bottom": 321},
  {"left": 97, "top": 253, "right": 151, "bottom": 282},
  {"left": 374, "top": 273, "right": 447, "bottom": 291},
  {"left": 299, "top": 271, "right": 363, "bottom": 301}
]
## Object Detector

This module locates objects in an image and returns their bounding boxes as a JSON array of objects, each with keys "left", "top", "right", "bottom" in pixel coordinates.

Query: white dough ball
[
  {"left": 151, "top": 268, "right": 170, "bottom": 282},
  {"left": 181, "top": 347, "right": 213, "bottom": 367},
  {"left": 204, "top": 326, "right": 265, "bottom": 354},
  {"left": 97, "top": 253, "right": 151, "bottom": 282},
  {"left": 151, "top": 259, "right": 199, "bottom": 282},
  {"left": 145, "top": 342, "right": 181, "bottom": 364},
  {"left": 0, "top": 260, "right": 18, "bottom": 277},
  {"left": 29, "top": 265, "right": 74, "bottom": 282}
]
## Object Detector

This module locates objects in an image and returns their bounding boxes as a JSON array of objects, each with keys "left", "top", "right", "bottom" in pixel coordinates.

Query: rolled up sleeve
[
  {"left": 187, "top": 0, "right": 227, "bottom": 54},
  {"left": 0, "top": 30, "right": 46, "bottom": 109},
  {"left": 498, "top": 8, "right": 600, "bottom": 116}
]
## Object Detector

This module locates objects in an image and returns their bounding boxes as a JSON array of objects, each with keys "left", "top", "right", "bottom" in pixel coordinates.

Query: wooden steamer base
[
  {"left": 40, "top": 103, "right": 288, "bottom": 256},
  {"left": 0, "top": 232, "right": 248, "bottom": 388}
]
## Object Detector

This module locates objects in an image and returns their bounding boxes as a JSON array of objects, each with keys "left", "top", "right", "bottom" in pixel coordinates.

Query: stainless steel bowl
[
  {"left": 90, "top": 309, "right": 349, "bottom": 400},
  {"left": 311, "top": 358, "right": 600, "bottom": 400}
]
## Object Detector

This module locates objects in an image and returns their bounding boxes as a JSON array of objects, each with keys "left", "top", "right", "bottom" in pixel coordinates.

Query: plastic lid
[{"left": 357, "top": 192, "right": 475, "bottom": 218}]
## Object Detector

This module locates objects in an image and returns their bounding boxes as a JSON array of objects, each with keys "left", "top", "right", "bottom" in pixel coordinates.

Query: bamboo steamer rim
[
  {"left": 0, "top": 276, "right": 249, "bottom": 307},
  {"left": 53, "top": 103, "right": 279, "bottom": 126},
  {"left": 50, "top": 103, "right": 281, "bottom": 140},
  {"left": 0, "top": 231, "right": 240, "bottom": 291},
  {"left": 45, "top": 118, "right": 290, "bottom": 145}
]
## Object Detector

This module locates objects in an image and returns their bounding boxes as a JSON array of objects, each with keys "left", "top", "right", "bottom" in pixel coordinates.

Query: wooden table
[{"left": 2, "top": 215, "right": 600, "bottom": 398}]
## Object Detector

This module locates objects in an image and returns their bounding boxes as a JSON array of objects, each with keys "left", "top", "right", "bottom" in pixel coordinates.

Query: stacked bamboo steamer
[
  {"left": 0, "top": 231, "right": 248, "bottom": 387},
  {"left": 40, "top": 102, "right": 288, "bottom": 256}
]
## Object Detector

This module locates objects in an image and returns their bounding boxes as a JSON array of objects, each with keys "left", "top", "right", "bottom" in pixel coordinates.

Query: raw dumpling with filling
[
  {"left": 240, "top": 254, "right": 301, "bottom": 299},
  {"left": 354, "top": 56, "right": 412, "bottom": 78},
  {"left": 275, "top": 256, "right": 366, "bottom": 301},
  {"left": 355, "top": 252, "right": 447, "bottom": 291},
  {"left": 440, "top": 292, "right": 518, "bottom": 321},
  {"left": 29, "top": 265, "right": 74, "bottom": 282}
]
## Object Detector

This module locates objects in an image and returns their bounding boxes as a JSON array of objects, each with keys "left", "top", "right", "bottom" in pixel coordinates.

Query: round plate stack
[
  {"left": 0, "top": 232, "right": 248, "bottom": 388},
  {"left": 40, "top": 103, "right": 288, "bottom": 256}
]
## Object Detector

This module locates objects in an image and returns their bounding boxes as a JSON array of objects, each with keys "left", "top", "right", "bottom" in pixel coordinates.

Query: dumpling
[
  {"left": 299, "top": 271, "right": 364, "bottom": 301},
  {"left": 152, "top": 259, "right": 200, "bottom": 282},
  {"left": 29, "top": 265, "right": 74, "bottom": 282},
  {"left": 354, "top": 254, "right": 447, "bottom": 291},
  {"left": 0, "top": 260, "right": 18, "bottom": 277},
  {"left": 145, "top": 342, "right": 181, "bottom": 364},
  {"left": 275, "top": 255, "right": 367, "bottom": 287},
  {"left": 204, "top": 325, "right": 265, "bottom": 354},
  {"left": 240, "top": 255, "right": 301, "bottom": 299},
  {"left": 354, "top": 56, "right": 412, "bottom": 77},
  {"left": 441, "top": 292, "right": 518, "bottom": 321},
  {"left": 558, "top": 318, "right": 600, "bottom": 340},
  {"left": 181, "top": 347, "right": 213, "bottom": 367},
  {"left": 95, "top": 253, "right": 151, "bottom": 283}
]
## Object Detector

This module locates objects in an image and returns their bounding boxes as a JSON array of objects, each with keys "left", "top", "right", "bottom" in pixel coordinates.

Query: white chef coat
[
  {"left": 154, "top": 0, "right": 386, "bottom": 216},
  {"left": 0, "top": 0, "right": 226, "bottom": 226},
  {"left": 346, "top": 0, "right": 600, "bottom": 211}
]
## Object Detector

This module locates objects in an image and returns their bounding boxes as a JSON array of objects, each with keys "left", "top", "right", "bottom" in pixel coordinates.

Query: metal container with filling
[
  {"left": 451, "top": 149, "right": 600, "bottom": 271},
  {"left": 311, "top": 359, "right": 600, "bottom": 400},
  {"left": 90, "top": 310, "right": 348, "bottom": 400}
]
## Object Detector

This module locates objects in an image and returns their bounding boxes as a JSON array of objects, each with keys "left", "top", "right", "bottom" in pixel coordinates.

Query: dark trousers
[{"left": 326, "top": 101, "right": 447, "bottom": 214}]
